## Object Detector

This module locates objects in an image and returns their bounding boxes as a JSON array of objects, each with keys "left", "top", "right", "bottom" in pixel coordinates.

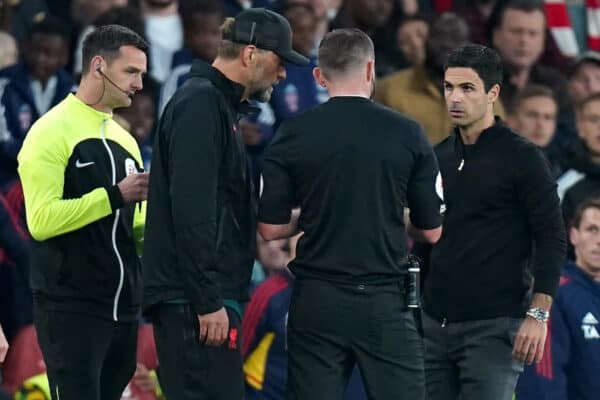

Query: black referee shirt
[
  {"left": 424, "top": 119, "right": 566, "bottom": 322},
  {"left": 258, "top": 96, "right": 441, "bottom": 284}
]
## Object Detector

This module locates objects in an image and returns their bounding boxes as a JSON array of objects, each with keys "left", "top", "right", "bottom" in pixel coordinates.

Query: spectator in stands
[
  {"left": 177, "top": 0, "right": 223, "bottom": 65},
  {"left": 455, "top": 0, "right": 570, "bottom": 73},
  {"left": 569, "top": 52, "right": 600, "bottom": 107},
  {"left": 255, "top": 235, "right": 292, "bottom": 278},
  {"left": 139, "top": 0, "right": 183, "bottom": 83},
  {"left": 243, "top": 235, "right": 296, "bottom": 399},
  {"left": 0, "top": 31, "right": 17, "bottom": 69},
  {"left": 0, "top": 0, "right": 48, "bottom": 43},
  {"left": 375, "top": 13, "right": 502, "bottom": 145},
  {"left": 516, "top": 198, "right": 600, "bottom": 400},
  {"left": 115, "top": 77, "right": 159, "bottom": 170},
  {"left": 301, "top": 0, "right": 344, "bottom": 48},
  {"left": 330, "top": 0, "right": 397, "bottom": 76},
  {"left": 159, "top": 0, "right": 224, "bottom": 114},
  {"left": 269, "top": 3, "right": 327, "bottom": 130},
  {"left": 546, "top": 52, "right": 600, "bottom": 176},
  {"left": 455, "top": 0, "right": 497, "bottom": 45},
  {"left": 490, "top": 0, "right": 569, "bottom": 112},
  {"left": 395, "top": 15, "right": 429, "bottom": 68},
  {"left": 507, "top": 84, "right": 564, "bottom": 178},
  {"left": 562, "top": 93, "right": 600, "bottom": 228},
  {"left": 0, "top": 16, "right": 74, "bottom": 185},
  {"left": 70, "top": 0, "right": 128, "bottom": 30}
]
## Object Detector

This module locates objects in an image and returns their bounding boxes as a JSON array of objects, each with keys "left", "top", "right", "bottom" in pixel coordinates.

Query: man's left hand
[{"left": 512, "top": 317, "right": 547, "bottom": 364}]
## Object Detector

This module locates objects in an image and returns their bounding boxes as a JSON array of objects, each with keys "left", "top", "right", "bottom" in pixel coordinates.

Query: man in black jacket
[
  {"left": 258, "top": 28, "right": 442, "bottom": 399},
  {"left": 142, "top": 8, "right": 308, "bottom": 400},
  {"left": 422, "top": 44, "right": 566, "bottom": 400}
]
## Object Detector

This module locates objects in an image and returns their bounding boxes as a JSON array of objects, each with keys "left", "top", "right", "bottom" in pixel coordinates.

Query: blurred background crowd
[{"left": 0, "top": 0, "right": 598, "bottom": 399}]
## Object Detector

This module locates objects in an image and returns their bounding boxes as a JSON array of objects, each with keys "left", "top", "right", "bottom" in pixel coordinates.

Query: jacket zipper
[{"left": 101, "top": 119, "right": 125, "bottom": 322}]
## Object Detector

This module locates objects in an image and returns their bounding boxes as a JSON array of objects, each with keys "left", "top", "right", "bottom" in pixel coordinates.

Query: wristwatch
[{"left": 526, "top": 307, "right": 550, "bottom": 323}]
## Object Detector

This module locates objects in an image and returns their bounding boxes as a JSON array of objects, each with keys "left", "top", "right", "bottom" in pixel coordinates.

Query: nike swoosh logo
[{"left": 75, "top": 160, "right": 95, "bottom": 168}]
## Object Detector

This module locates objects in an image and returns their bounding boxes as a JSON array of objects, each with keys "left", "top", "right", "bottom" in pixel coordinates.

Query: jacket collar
[
  {"left": 188, "top": 59, "right": 256, "bottom": 114},
  {"left": 65, "top": 93, "right": 112, "bottom": 120},
  {"left": 451, "top": 116, "right": 505, "bottom": 146}
]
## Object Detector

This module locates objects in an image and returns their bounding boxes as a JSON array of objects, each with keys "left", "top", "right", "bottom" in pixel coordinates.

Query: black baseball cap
[
  {"left": 227, "top": 8, "right": 309, "bottom": 66},
  {"left": 569, "top": 51, "right": 600, "bottom": 77}
]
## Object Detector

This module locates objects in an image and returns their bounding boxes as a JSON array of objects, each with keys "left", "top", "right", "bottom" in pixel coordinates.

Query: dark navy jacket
[
  {"left": 0, "top": 63, "right": 75, "bottom": 183},
  {"left": 516, "top": 262, "right": 600, "bottom": 400}
]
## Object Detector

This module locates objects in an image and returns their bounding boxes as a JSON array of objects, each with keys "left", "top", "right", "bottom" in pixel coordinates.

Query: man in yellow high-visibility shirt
[{"left": 17, "top": 24, "right": 149, "bottom": 400}]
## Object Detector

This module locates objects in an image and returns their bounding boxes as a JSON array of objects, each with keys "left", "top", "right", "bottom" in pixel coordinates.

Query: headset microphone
[{"left": 96, "top": 68, "right": 132, "bottom": 98}]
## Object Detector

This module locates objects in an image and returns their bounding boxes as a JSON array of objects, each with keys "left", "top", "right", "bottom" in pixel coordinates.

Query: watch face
[{"left": 527, "top": 308, "right": 549, "bottom": 322}]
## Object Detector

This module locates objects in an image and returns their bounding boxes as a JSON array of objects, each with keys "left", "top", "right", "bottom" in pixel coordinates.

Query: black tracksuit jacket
[{"left": 143, "top": 60, "right": 256, "bottom": 315}]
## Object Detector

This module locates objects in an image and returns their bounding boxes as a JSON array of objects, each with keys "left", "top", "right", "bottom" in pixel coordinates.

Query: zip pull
[
  {"left": 457, "top": 159, "right": 464, "bottom": 171},
  {"left": 441, "top": 318, "right": 447, "bottom": 328}
]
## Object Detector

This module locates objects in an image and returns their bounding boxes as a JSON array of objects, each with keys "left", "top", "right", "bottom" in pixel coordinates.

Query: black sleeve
[
  {"left": 516, "top": 146, "right": 567, "bottom": 298},
  {"left": 407, "top": 129, "right": 442, "bottom": 230},
  {"left": 258, "top": 123, "right": 295, "bottom": 224},
  {"left": 561, "top": 189, "right": 576, "bottom": 228},
  {"left": 169, "top": 90, "right": 224, "bottom": 315}
]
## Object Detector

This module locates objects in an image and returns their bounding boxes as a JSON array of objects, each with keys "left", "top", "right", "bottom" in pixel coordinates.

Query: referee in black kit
[{"left": 258, "top": 28, "right": 442, "bottom": 400}]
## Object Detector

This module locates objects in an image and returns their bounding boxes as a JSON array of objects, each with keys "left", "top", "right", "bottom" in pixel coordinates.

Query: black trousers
[
  {"left": 151, "top": 303, "right": 244, "bottom": 400},
  {"left": 287, "top": 279, "right": 425, "bottom": 400},
  {"left": 33, "top": 303, "right": 137, "bottom": 400}
]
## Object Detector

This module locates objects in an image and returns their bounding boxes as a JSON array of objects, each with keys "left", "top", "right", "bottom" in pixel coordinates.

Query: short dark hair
[
  {"left": 179, "top": 0, "right": 224, "bottom": 29},
  {"left": 81, "top": 24, "right": 148, "bottom": 75},
  {"left": 26, "top": 15, "right": 71, "bottom": 45},
  {"left": 317, "top": 28, "right": 374, "bottom": 80},
  {"left": 489, "top": 0, "right": 546, "bottom": 34},
  {"left": 445, "top": 44, "right": 503, "bottom": 92},
  {"left": 510, "top": 84, "right": 556, "bottom": 113},
  {"left": 576, "top": 92, "right": 600, "bottom": 113},
  {"left": 572, "top": 197, "right": 600, "bottom": 229}
]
